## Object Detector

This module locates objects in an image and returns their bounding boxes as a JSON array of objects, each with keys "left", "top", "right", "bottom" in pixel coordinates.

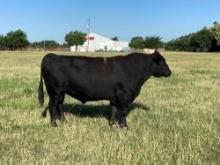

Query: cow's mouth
[
  {"left": 153, "top": 73, "right": 163, "bottom": 77},
  {"left": 164, "top": 70, "right": 172, "bottom": 77}
]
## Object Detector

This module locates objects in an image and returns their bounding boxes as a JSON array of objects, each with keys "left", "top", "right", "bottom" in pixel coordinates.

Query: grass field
[{"left": 0, "top": 51, "right": 220, "bottom": 164}]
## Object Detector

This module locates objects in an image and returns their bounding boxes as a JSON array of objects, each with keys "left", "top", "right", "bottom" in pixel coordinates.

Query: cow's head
[{"left": 152, "top": 50, "right": 172, "bottom": 77}]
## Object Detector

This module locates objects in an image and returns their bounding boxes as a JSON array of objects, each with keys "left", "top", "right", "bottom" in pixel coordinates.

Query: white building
[{"left": 70, "top": 33, "right": 129, "bottom": 52}]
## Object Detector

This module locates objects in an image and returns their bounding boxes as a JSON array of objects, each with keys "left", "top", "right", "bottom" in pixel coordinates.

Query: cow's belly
[{"left": 66, "top": 80, "right": 115, "bottom": 102}]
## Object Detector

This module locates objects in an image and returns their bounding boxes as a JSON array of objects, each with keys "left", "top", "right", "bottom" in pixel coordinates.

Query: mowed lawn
[{"left": 0, "top": 51, "right": 219, "bottom": 164}]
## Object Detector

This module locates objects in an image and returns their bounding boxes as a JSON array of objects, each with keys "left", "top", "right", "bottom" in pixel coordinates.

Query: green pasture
[{"left": 0, "top": 51, "right": 219, "bottom": 164}]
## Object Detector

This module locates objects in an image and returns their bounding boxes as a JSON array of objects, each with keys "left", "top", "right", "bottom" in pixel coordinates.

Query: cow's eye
[{"left": 159, "top": 61, "right": 164, "bottom": 65}]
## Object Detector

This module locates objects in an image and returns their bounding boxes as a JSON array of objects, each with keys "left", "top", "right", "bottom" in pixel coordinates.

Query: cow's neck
[
  {"left": 134, "top": 55, "right": 153, "bottom": 81},
  {"left": 127, "top": 55, "right": 153, "bottom": 94}
]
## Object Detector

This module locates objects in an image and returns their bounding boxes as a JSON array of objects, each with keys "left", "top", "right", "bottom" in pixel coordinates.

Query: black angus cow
[{"left": 38, "top": 50, "right": 171, "bottom": 127}]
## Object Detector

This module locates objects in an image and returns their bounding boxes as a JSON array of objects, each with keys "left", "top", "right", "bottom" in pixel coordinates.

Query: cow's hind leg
[
  {"left": 58, "top": 93, "right": 67, "bottom": 123},
  {"left": 48, "top": 95, "right": 60, "bottom": 127},
  {"left": 109, "top": 102, "right": 117, "bottom": 126}
]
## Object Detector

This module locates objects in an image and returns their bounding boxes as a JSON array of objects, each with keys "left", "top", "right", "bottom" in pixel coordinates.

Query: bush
[
  {"left": 144, "top": 36, "right": 163, "bottom": 49},
  {"left": 129, "top": 36, "right": 145, "bottom": 49}
]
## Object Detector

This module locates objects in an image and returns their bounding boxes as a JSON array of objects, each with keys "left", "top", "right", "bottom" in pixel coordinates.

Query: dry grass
[{"left": 0, "top": 51, "right": 220, "bottom": 164}]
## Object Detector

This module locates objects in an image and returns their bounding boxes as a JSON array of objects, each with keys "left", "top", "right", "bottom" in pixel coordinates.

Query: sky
[{"left": 0, "top": 0, "right": 220, "bottom": 43}]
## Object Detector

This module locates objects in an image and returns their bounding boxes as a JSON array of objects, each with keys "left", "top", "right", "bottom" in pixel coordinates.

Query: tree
[
  {"left": 144, "top": 36, "right": 163, "bottom": 49},
  {"left": 212, "top": 21, "right": 220, "bottom": 44},
  {"left": 165, "top": 34, "right": 192, "bottom": 51},
  {"left": 190, "top": 28, "right": 214, "bottom": 51},
  {"left": 0, "top": 35, "right": 6, "bottom": 50},
  {"left": 65, "top": 31, "right": 87, "bottom": 51},
  {"left": 5, "top": 29, "right": 29, "bottom": 50},
  {"left": 210, "top": 22, "right": 220, "bottom": 51},
  {"left": 111, "top": 37, "right": 119, "bottom": 41},
  {"left": 129, "top": 36, "right": 145, "bottom": 49}
]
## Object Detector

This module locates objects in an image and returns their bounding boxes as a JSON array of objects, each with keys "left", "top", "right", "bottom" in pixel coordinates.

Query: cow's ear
[{"left": 153, "top": 52, "right": 161, "bottom": 63}]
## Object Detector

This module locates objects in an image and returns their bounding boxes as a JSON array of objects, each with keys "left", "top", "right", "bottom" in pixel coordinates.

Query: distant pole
[
  {"left": 87, "top": 18, "right": 91, "bottom": 52},
  {"left": 44, "top": 40, "right": 46, "bottom": 50}
]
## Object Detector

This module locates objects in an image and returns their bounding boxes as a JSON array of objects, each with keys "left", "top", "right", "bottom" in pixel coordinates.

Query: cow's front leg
[
  {"left": 118, "top": 105, "right": 128, "bottom": 128},
  {"left": 109, "top": 103, "right": 117, "bottom": 126},
  {"left": 116, "top": 91, "right": 130, "bottom": 128}
]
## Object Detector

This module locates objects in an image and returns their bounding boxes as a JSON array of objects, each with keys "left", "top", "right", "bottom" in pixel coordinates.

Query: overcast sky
[{"left": 1, "top": 0, "right": 220, "bottom": 43}]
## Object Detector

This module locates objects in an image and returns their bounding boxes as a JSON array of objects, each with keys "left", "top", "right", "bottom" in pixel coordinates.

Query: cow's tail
[
  {"left": 38, "top": 69, "right": 44, "bottom": 107},
  {"left": 42, "top": 106, "right": 48, "bottom": 118}
]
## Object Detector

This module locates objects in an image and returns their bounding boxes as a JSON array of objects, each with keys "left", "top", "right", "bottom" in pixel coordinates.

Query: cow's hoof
[
  {"left": 109, "top": 121, "right": 117, "bottom": 127},
  {"left": 121, "top": 126, "right": 128, "bottom": 130},
  {"left": 122, "top": 126, "right": 128, "bottom": 130},
  {"left": 119, "top": 123, "right": 128, "bottom": 129},
  {"left": 110, "top": 123, "right": 117, "bottom": 128}
]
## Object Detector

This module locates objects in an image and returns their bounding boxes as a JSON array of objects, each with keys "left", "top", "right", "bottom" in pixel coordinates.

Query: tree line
[
  {"left": 165, "top": 22, "right": 220, "bottom": 52},
  {"left": 0, "top": 30, "right": 87, "bottom": 50},
  {"left": 129, "top": 22, "right": 220, "bottom": 52},
  {"left": 1, "top": 22, "right": 220, "bottom": 51},
  {"left": 0, "top": 30, "right": 120, "bottom": 51}
]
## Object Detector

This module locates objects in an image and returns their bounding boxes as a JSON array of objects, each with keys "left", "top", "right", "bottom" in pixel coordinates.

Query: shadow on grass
[{"left": 63, "top": 103, "right": 150, "bottom": 120}]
